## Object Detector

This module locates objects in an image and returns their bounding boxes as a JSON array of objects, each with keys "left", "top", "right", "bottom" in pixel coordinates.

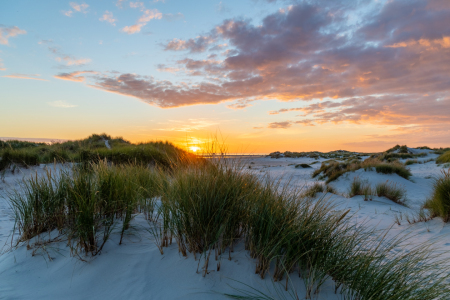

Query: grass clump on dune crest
[
  {"left": 0, "top": 133, "right": 199, "bottom": 171},
  {"left": 436, "top": 150, "right": 450, "bottom": 164},
  {"left": 424, "top": 169, "right": 450, "bottom": 221},
  {"left": 312, "top": 158, "right": 412, "bottom": 183}
]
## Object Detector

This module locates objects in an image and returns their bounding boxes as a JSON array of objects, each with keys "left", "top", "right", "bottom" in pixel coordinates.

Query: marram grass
[
  {"left": 425, "top": 168, "right": 450, "bottom": 221},
  {"left": 7, "top": 158, "right": 450, "bottom": 299}
]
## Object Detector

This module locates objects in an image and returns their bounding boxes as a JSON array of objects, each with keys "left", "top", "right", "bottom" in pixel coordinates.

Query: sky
[{"left": 1, "top": 0, "right": 449, "bottom": 153}]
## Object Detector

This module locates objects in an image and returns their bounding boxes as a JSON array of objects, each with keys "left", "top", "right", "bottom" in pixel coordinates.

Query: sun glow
[{"left": 189, "top": 146, "right": 201, "bottom": 153}]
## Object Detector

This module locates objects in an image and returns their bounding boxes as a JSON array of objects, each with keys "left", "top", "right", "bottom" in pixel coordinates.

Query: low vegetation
[
  {"left": 348, "top": 177, "right": 373, "bottom": 200},
  {"left": 0, "top": 133, "right": 197, "bottom": 171},
  {"left": 375, "top": 181, "right": 406, "bottom": 205},
  {"left": 424, "top": 169, "right": 450, "bottom": 221},
  {"left": 302, "top": 182, "right": 336, "bottom": 198},
  {"left": 7, "top": 155, "right": 450, "bottom": 299},
  {"left": 436, "top": 150, "right": 450, "bottom": 164},
  {"left": 312, "top": 158, "right": 412, "bottom": 183}
]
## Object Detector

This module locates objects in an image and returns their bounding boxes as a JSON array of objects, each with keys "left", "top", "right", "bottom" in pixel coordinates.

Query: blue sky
[{"left": 1, "top": 0, "right": 449, "bottom": 152}]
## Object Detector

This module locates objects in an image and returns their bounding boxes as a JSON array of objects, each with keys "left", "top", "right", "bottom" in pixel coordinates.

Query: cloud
[
  {"left": 156, "top": 64, "right": 180, "bottom": 73},
  {"left": 129, "top": 1, "right": 145, "bottom": 10},
  {"left": 0, "top": 58, "right": 5, "bottom": 70},
  {"left": 99, "top": 11, "right": 117, "bottom": 26},
  {"left": 2, "top": 73, "right": 48, "bottom": 81},
  {"left": 268, "top": 121, "right": 292, "bottom": 129},
  {"left": 116, "top": 0, "right": 127, "bottom": 8},
  {"left": 164, "top": 36, "right": 215, "bottom": 52},
  {"left": 55, "top": 56, "right": 91, "bottom": 66},
  {"left": 38, "top": 39, "right": 53, "bottom": 45},
  {"left": 70, "top": 2, "right": 89, "bottom": 13},
  {"left": 54, "top": 71, "right": 98, "bottom": 82},
  {"left": 53, "top": 0, "right": 450, "bottom": 135},
  {"left": 157, "top": 119, "right": 217, "bottom": 132},
  {"left": 227, "top": 100, "right": 252, "bottom": 110},
  {"left": 0, "top": 25, "right": 26, "bottom": 45},
  {"left": 121, "top": 9, "right": 162, "bottom": 34},
  {"left": 63, "top": 2, "right": 88, "bottom": 17},
  {"left": 39, "top": 42, "right": 91, "bottom": 67},
  {"left": 162, "top": 13, "right": 184, "bottom": 22},
  {"left": 47, "top": 100, "right": 77, "bottom": 108},
  {"left": 62, "top": 10, "right": 73, "bottom": 17}
]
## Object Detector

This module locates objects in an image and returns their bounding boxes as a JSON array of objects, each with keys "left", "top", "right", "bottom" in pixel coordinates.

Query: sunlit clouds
[
  {"left": 63, "top": 2, "right": 89, "bottom": 17},
  {"left": 3, "top": 74, "right": 48, "bottom": 81},
  {"left": 2, "top": 0, "right": 450, "bottom": 151},
  {"left": 99, "top": 11, "right": 117, "bottom": 26},
  {"left": 0, "top": 26, "right": 26, "bottom": 45},
  {"left": 121, "top": 4, "right": 162, "bottom": 34},
  {"left": 47, "top": 100, "right": 78, "bottom": 108}
]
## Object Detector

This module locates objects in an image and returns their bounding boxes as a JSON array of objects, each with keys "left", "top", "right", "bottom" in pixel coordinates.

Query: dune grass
[
  {"left": 0, "top": 133, "right": 197, "bottom": 171},
  {"left": 9, "top": 161, "right": 163, "bottom": 255},
  {"left": 348, "top": 177, "right": 373, "bottom": 200},
  {"left": 312, "top": 158, "right": 412, "bottom": 183},
  {"left": 7, "top": 157, "right": 450, "bottom": 299},
  {"left": 424, "top": 169, "right": 450, "bottom": 221},
  {"left": 375, "top": 181, "right": 406, "bottom": 205},
  {"left": 302, "top": 182, "right": 336, "bottom": 198},
  {"left": 436, "top": 151, "right": 450, "bottom": 164}
]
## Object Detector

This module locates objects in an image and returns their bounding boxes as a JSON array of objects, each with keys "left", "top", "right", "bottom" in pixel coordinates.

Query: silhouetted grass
[{"left": 0, "top": 133, "right": 199, "bottom": 171}]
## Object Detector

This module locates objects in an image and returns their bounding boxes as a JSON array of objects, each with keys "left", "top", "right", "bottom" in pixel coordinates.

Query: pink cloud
[
  {"left": 121, "top": 9, "right": 162, "bottom": 34},
  {"left": 99, "top": 11, "right": 117, "bottom": 26},
  {"left": 0, "top": 26, "right": 26, "bottom": 45},
  {"left": 3, "top": 74, "right": 48, "bottom": 81}
]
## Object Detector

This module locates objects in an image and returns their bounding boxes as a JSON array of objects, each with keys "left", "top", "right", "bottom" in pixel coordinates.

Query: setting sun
[{"left": 189, "top": 146, "right": 201, "bottom": 153}]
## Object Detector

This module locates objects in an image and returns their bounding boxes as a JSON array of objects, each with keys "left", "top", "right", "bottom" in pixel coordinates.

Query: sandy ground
[{"left": 0, "top": 151, "right": 449, "bottom": 299}]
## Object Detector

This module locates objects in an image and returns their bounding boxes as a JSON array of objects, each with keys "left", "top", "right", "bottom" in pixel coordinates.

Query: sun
[{"left": 189, "top": 146, "right": 201, "bottom": 153}]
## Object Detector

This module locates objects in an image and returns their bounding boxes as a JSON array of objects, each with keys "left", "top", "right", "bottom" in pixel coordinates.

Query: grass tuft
[
  {"left": 375, "top": 180, "right": 407, "bottom": 205},
  {"left": 436, "top": 150, "right": 450, "bottom": 164},
  {"left": 424, "top": 169, "right": 450, "bottom": 221}
]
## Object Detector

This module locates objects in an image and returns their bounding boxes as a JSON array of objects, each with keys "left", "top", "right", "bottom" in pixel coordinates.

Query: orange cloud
[
  {"left": 121, "top": 9, "right": 162, "bottom": 34},
  {"left": 3, "top": 74, "right": 48, "bottom": 81},
  {"left": 54, "top": 71, "right": 98, "bottom": 82},
  {"left": 55, "top": 56, "right": 91, "bottom": 66}
]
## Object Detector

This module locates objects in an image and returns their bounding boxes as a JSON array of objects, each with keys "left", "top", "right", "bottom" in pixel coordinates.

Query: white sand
[{"left": 0, "top": 151, "right": 449, "bottom": 299}]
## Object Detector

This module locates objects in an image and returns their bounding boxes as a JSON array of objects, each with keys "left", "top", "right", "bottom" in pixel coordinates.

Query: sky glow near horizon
[{"left": 1, "top": 0, "right": 449, "bottom": 153}]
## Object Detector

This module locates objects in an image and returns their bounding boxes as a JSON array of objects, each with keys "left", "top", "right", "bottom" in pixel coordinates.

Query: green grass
[
  {"left": 424, "top": 169, "right": 450, "bottom": 221},
  {"left": 348, "top": 177, "right": 373, "bottom": 200},
  {"left": 374, "top": 163, "right": 412, "bottom": 179},
  {"left": 436, "top": 151, "right": 450, "bottom": 164},
  {"left": 375, "top": 181, "right": 406, "bottom": 205},
  {"left": 312, "top": 158, "right": 412, "bottom": 183},
  {"left": 0, "top": 140, "right": 46, "bottom": 149},
  {"left": 0, "top": 133, "right": 198, "bottom": 171},
  {"left": 7, "top": 158, "right": 450, "bottom": 299},
  {"left": 302, "top": 183, "right": 336, "bottom": 198},
  {"left": 405, "top": 159, "right": 418, "bottom": 165},
  {"left": 9, "top": 161, "right": 163, "bottom": 255}
]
